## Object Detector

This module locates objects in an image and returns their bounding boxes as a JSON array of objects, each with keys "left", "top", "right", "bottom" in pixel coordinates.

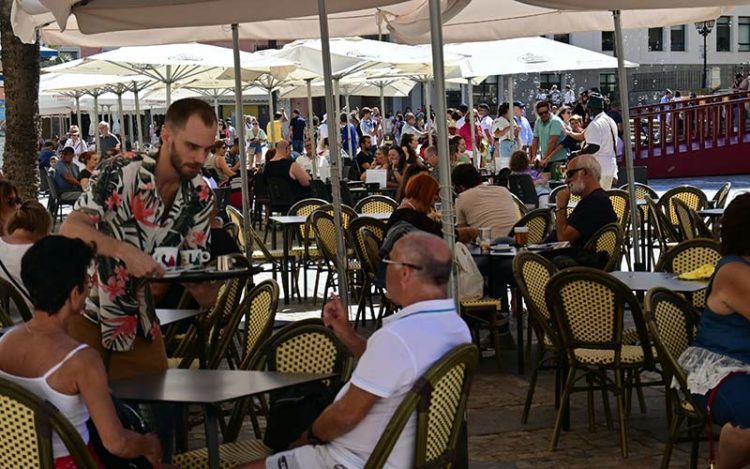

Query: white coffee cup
[
  {"left": 152, "top": 247, "right": 179, "bottom": 269},
  {"left": 180, "top": 249, "right": 211, "bottom": 268}
]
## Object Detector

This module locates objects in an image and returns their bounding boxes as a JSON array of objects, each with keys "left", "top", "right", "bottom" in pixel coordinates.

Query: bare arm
[
  {"left": 323, "top": 295, "right": 367, "bottom": 358},
  {"left": 305, "top": 385, "right": 379, "bottom": 443},
  {"left": 710, "top": 263, "right": 750, "bottom": 321},
  {"left": 60, "top": 211, "right": 165, "bottom": 278},
  {"left": 75, "top": 350, "right": 163, "bottom": 466},
  {"left": 529, "top": 137, "right": 540, "bottom": 162},
  {"left": 289, "top": 162, "right": 311, "bottom": 187},
  {"left": 553, "top": 188, "right": 582, "bottom": 243},
  {"left": 217, "top": 155, "right": 236, "bottom": 177}
]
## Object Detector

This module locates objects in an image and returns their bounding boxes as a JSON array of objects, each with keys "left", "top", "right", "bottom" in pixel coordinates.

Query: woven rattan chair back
[
  {"left": 657, "top": 185, "right": 708, "bottom": 228},
  {"left": 546, "top": 267, "right": 653, "bottom": 368},
  {"left": 549, "top": 186, "right": 581, "bottom": 208},
  {"left": 513, "top": 251, "right": 560, "bottom": 348},
  {"left": 583, "top": 222, "right": 622, "bottom": 272},
  {"left": 354, "top": 195, "right": 398, "bottom": 215},
  {"left": 712, "top": 182, "right": 731, "bottom": 209},
  {"left": 509, "top": 192, "right": 529, "bottom": 217},
  {"left": 365, "top": 344, "right": 479, "bottom": 469},
  {"left": 350, "top": 218, "right": 386, "bottom": 280},
  {"left": 0, "top": 277, "right": 32, "bottom": 327},
  {"left": 248, "top": 318, "right": 353, "bottom": 382},
  {"left": 288, "top": 198, "right": 327, "bottom": 241},
  {"left": 226, "top": 205, "right": 247, "bottom": 249},
  {"left": 238, "top": 279, "right": 280, "bottom": 369},
  {"left": 673, "top": 199, "right": 700, "bottom": 241},
  {"left": 309, "top": 210, "right": 340, "bottom": 268},
  {"left": 316, "top": 203, "right": 358, "bottom": 231},
  {"left": 646, "top": 195, "right": 680, "bottom": 246},
  {"left": 222, "top": 222, "right": 240, "bottom": 245},
  {"left": 509, "top": 208, "right": 552, "bottom": 245},
  {"left": 0, "top": 377, "right": 98, "bottom": 468},
  {"left": 607, "top": 189, "right": 631, "bottom": 233},
  {"left": 619, "top": 182, "right": 659, "bottom": 202},
  {"left": 655, "top": 239, "right": 720, "bottom": 310}
]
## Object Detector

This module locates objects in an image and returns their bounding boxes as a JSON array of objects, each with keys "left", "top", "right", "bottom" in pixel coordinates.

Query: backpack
[{"left": 455, "top": 242, "right": 484, "bottom": 301}]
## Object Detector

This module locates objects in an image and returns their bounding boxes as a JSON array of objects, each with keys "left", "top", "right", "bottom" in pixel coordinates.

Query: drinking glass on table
[
  {"left": 479, "top": 227, "right": 492, "bottom": 253},
  {"left": 514, "top": 226, "right": 529, "bottom": 248}
]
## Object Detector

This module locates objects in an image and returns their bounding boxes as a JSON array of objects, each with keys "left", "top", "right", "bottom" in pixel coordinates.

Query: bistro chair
[
  {"left": 173, "top": 319, "right": 353, "bottom": 467},
  {"left": 45, "top": 171, "right": 77, "bottom": 223},
  {"left": 583, "top": 222, "right": 623, "bottom": 272},
  {"left": 619, "top": 182, "right": 659, "bottom": 202},
  {"left": 0, "top": 277, "right": 32, "bottom": 327},
  {"left": 310, "top": 210, "right": 361, "bottom": 305},
  {"left": 364, "top": 344, "right": 479, "bottom": 468},
  {"left": 287, "top": 198, "right": 327, "bottom": 301},
  {"left": 507, "top": 174, "right": 539, "bottom": 209},
  {"left": 548, "top": 185, "right": 581, "bottom": 216},
  {"left": 644, "top": 288, "right": 704, "bottom": 469},
  {"left": 349, "top": 218, "right": 387, "bottom": 328},
  {"left": 251, "top": 174, "right": 271, "bottom": 230},
  {"left": 512, "top": 251, "right": 561, "bottom": 424},
  {"left": 235, "top": 280, "right": 280, "bottom": 371},
  {"left": 354, "top": 194, "right": 398, "bottom": 214},
  {"left": 316, "top": 203, "right": 359, "bottom": 232},
  {"left": 0, "top": 376, "right": 99, "bottom": 468},
  {"left": 508, "top": 208, "right": 552, "bottom": 245},
  {"left": 546, "top": 268, "right": 654, "bottom": 457},
  {"left": 655, "top": 239, "right": 721, "bottom": 312},
  {"left": 657, "top": 185, "right": 708, "bottom": 235},
  {"left": 509, "top": 192, "right": 530, "bottom": 217},
  {"left": 645, "top": 196, "right": 681, "bottom": 266},
  {"left": 673, "top": 199, "right": 712, "bottom": 241},
  {"left": 460, "top": 298, "right": 506, "bottom": 372},
  {"left": 606, "top": 189, "right": 633, "bottom": 269},
  {"left": 709, "top": 182, "right": 731, "bottom": 209}
]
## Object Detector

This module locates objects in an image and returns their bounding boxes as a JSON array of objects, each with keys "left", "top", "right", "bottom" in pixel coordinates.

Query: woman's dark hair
[
  {"left": 397, "top": 165, "right": 429, "bottom": 202},
  {"left": 399, "top": 133, "right": 419, "bottom": 165},
  {"left": 496, "top": 102, "right": 510, "bottom": 118},
  {"left": 21, "top": 236, "right": 95, "bottom": 314},
  {"left": 720, "top": 193, "right": 750, "bottom": 256},
  {"left": 388, "top": 145, "right": 407, "bottom": 173},
  {"left": 449, "top": 135, "right": 464, "bottom": 148},
  {"left": 79, "top": 151, "right": 96, "bottom": 166},
  {"left": 509, "top": 150, "right": 530, "bottom": 172},
  {"left": 211, "top": 140, "right": 226, "bottom": 154},
  {"left": 7, "top": 201, "right": 52, "bottom": 239},
  {"left": 451, "top": 163, "right": 482, "bottom": 190},
  {"left": 451, "top": 110, "right": 462, "bottom": 121}
]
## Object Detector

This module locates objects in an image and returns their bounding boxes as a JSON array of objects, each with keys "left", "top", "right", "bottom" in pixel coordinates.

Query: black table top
[
  {"left": 156, "top": 308, "right": 204, "bottom": 326},
  {"left": 110, "top": 369, "right": 336, "bottom": 405},
  {"left": 147, "top": 266, "right": 261, "bottom": 283},
  {"left": 609, "top": 271, "right": 708, "bottom": 292}
]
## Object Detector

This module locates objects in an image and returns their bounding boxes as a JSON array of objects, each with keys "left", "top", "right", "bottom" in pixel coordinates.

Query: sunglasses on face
[{"left": 538, "top": 110, "right": 550, "bottom": 116}]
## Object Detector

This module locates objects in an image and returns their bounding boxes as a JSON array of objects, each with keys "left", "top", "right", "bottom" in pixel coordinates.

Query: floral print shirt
[{"left": 74, "top": 155, "right": 214, "bottom": 352}]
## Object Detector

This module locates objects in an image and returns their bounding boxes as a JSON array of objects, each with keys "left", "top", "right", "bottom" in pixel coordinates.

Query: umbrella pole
[
  {"left": 428, "top": 0, "right": 459, "bottom": 302},
  {"left": 232, "top": 24, "right": 254, "bottom": 264},
  {"left": 165, "top": 65, "right": 172, "bottom": 108},
  {"left": 468, "top": 78, "right": 477, "bottom": 168},
  {"left": 334, "top": 79, "right": 342, "bottom": 176},
  {"left": 344, "top": 88, "right": 353, "bottom": 157},
  {"left": 75, "top": 96, "right": 81, "bottom": 127},
  {"left": 128, "top": 111, "right": 135, "bottom": 148},
  {"left": 133, "top": 85, "right": 144, "bottom": 151},
  {"left": 379, "top": 83, "right": 386, "bottom": 126},
  {"left": 93, "top": 94, "right": 101, "bottom": 153},
  {"left": 117, "top": 92, "right": 126, "bottom": 146},
  {"left": 318, "top": 0, "right": 350, "bottom": 310},
  {"left": 267, "top": 87, "right": 276, "bottom": 145},
  {"left": 508, "top": 74, "right": 516, "bottom": 153},
  {"left": 613, "top": 10, "right": 643, "bottom": 271},
  {"left": 213, "top": 97, "right": 220, "bottom": 139},
  {"left": 425, "top": 79, "right": 433, "bottom": 147},
  {"left": 306, "top": 78, "right": 317, "bottom": 178}
]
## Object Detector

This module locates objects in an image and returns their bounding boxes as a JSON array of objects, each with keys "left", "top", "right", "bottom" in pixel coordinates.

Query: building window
[
  {"left": 671, "top": 25, "right": 686, "bottom": 51},
  {"left": 600, "top": 73, "right": 617, "bottom": 98},
  {"left": 553, "top": 34, "right": 570, "bottom": 44},
  {"left": 740, "top": 17, "right": 750, "bottom": 52},
  {"left": 602, "top": 31, "right": 615, "bottom": 51},
  {"left": 717, "top": 16, "right": 732, "bottom": 52},
  {"left": 648, "top": 28, "right": 664, "bottom": 51},
  {"left": 539, "top": 73, "right": 561, "bottom": 90}
]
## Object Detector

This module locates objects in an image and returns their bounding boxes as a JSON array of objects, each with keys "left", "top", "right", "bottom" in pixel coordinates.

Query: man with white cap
[{"left": 98, "top": 121, "right": 120, "bottom": 158}]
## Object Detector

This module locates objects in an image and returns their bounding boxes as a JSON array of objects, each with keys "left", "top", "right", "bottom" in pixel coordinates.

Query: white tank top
[{"left": 0, "top": 339, "right": 90, "bottom": 458}]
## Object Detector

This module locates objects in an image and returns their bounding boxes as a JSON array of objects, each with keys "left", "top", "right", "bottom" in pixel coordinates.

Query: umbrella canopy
[
  {"left": 39, "top": 92, "right": 74, "bottom": 115},
  {"left": 40, "top": 71, "right": 153, "bottom": 94},
  {"left": 11, "top": 0, "right": 414, "bottom": 43},
  {"left": 386, "top": 0, "right": 725, "bottom": 43},
  {"left": 519, "top": 0, "right": 747, "bottom": 8},
  {"left": 443, "top": 37, "right": 637, "bottom": 78},
  {"left": 279, "top": 77, "right": 415, "bottom": 98}
]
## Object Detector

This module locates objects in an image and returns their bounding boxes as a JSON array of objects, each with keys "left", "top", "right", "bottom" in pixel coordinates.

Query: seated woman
[
  {"left": 205, "top": 140, "right": 235, "bottom": 184},
  {"left": 359, "top": 146, "right": 390, "bottom": 183},
  {"left": 386, "top": 172, "right": 477, "bottom": 243},
  {"left": 0, "top": 180, "right": 20, "bottom": 237},
  {"left": 0, "top": 236, "right": 162, "bottom": 467},
  {"left": 78, "top": 151, "right": 100, "bottom": 191},
  {"left": 678, "top": 193, "right": 750, "bottom": 468},
  {"left": 263, "top": 141, "right": 312, "bottom": 201},
  {"left": 0, "top": 201, "right": 52, "bottom": 314},
  {"left": 509, "top": 150, "right": 546, "bottom": 192}
]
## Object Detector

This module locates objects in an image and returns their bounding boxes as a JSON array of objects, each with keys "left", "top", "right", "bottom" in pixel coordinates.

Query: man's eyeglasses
[
  {"left": 382, "top": 257, "right": 423, "bottom": 271},
  {"left": 565, "top": 168, "right": 585, "bottom": 179}
]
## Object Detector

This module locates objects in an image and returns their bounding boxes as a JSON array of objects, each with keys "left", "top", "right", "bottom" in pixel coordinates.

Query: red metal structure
[{"left": 629, "top": 91, "right": 750, "bottom": 179}]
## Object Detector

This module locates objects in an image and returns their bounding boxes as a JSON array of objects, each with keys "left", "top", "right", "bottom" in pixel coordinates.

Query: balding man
[
  {"left": 240, "top": 232, "right": 471, "bottom": 469},
  {"left": 547, "top": 155, "right": 617, "bottom": 248},
  {"left": 263, "top": 140, "right": 312, "bottom": 201}
]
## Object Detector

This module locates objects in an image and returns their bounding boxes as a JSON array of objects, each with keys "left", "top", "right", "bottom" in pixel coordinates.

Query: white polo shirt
[
  {"left": 584, "top": 111, "right": 619, "bottom": 179},
  {"left": 325, "top": 298, "right": 471, "bottom": 468}
]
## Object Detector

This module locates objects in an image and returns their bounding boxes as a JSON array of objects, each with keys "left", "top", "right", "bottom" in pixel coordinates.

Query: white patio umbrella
[{"left": 278, "top": 77, "right": 416, "bottom": 99}]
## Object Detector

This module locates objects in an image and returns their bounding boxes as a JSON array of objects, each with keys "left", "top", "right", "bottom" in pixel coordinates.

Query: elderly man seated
[
  {"left": 239, "top": 232, "right": 471, "bottom": 469},
  {"left": 546, "top": 154, "right": 617, "bottom": 248}
]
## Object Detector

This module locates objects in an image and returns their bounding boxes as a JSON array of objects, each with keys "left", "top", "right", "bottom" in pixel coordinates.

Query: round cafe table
[{"left": 145, "top": 265, "right": 261, "bottom": 283}]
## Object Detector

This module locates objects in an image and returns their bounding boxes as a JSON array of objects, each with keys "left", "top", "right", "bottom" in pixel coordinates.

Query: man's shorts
[{"left": 266, "top": 444, "right": 356, "bottom": 469}]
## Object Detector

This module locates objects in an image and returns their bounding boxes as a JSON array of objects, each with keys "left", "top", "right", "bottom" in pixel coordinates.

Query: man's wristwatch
[{"left": 306, "top": 426, "right": 323, "bottom": 445}]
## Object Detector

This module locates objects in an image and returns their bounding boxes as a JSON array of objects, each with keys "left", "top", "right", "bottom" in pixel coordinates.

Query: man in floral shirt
[{"left": 61, "top": 98, "right": 218, "bottom": 380}]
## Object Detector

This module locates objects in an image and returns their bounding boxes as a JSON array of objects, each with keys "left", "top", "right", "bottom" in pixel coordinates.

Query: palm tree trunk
[{"left": 0, "top": 1, "right": 41, "bottom": 200}]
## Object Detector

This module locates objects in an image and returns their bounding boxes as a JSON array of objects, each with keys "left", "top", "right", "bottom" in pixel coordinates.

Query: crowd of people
[{"left": 0, "top": 84, "right": 747, "bottom": 468}]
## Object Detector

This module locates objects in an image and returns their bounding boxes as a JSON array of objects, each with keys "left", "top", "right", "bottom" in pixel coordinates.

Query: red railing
[{"left": 630, "top": 91, "right": 750, "bottom": 164}]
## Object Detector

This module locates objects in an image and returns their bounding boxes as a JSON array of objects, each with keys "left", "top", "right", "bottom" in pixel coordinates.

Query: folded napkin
[{"left": 677, "top": 264, "right": 715, "bottom": 281}]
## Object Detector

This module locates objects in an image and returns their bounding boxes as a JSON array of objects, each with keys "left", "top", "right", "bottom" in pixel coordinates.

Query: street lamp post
[{"left": 695, "top": 20, "right": 716, "bottom": 90}]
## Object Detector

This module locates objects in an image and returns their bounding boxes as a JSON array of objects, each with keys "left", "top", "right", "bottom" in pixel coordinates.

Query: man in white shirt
[
  {"left": 241, "top": 232, "right": 471, "bottom": 469},
  {"left": 563, "top": 84, "right": 576, "bottom": 107},
  {"left": 400, "top": 112, "right": 424, "bottom": 137},
  {"left": 575, "top": 93, "right": 618, "bottom": 189}
]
